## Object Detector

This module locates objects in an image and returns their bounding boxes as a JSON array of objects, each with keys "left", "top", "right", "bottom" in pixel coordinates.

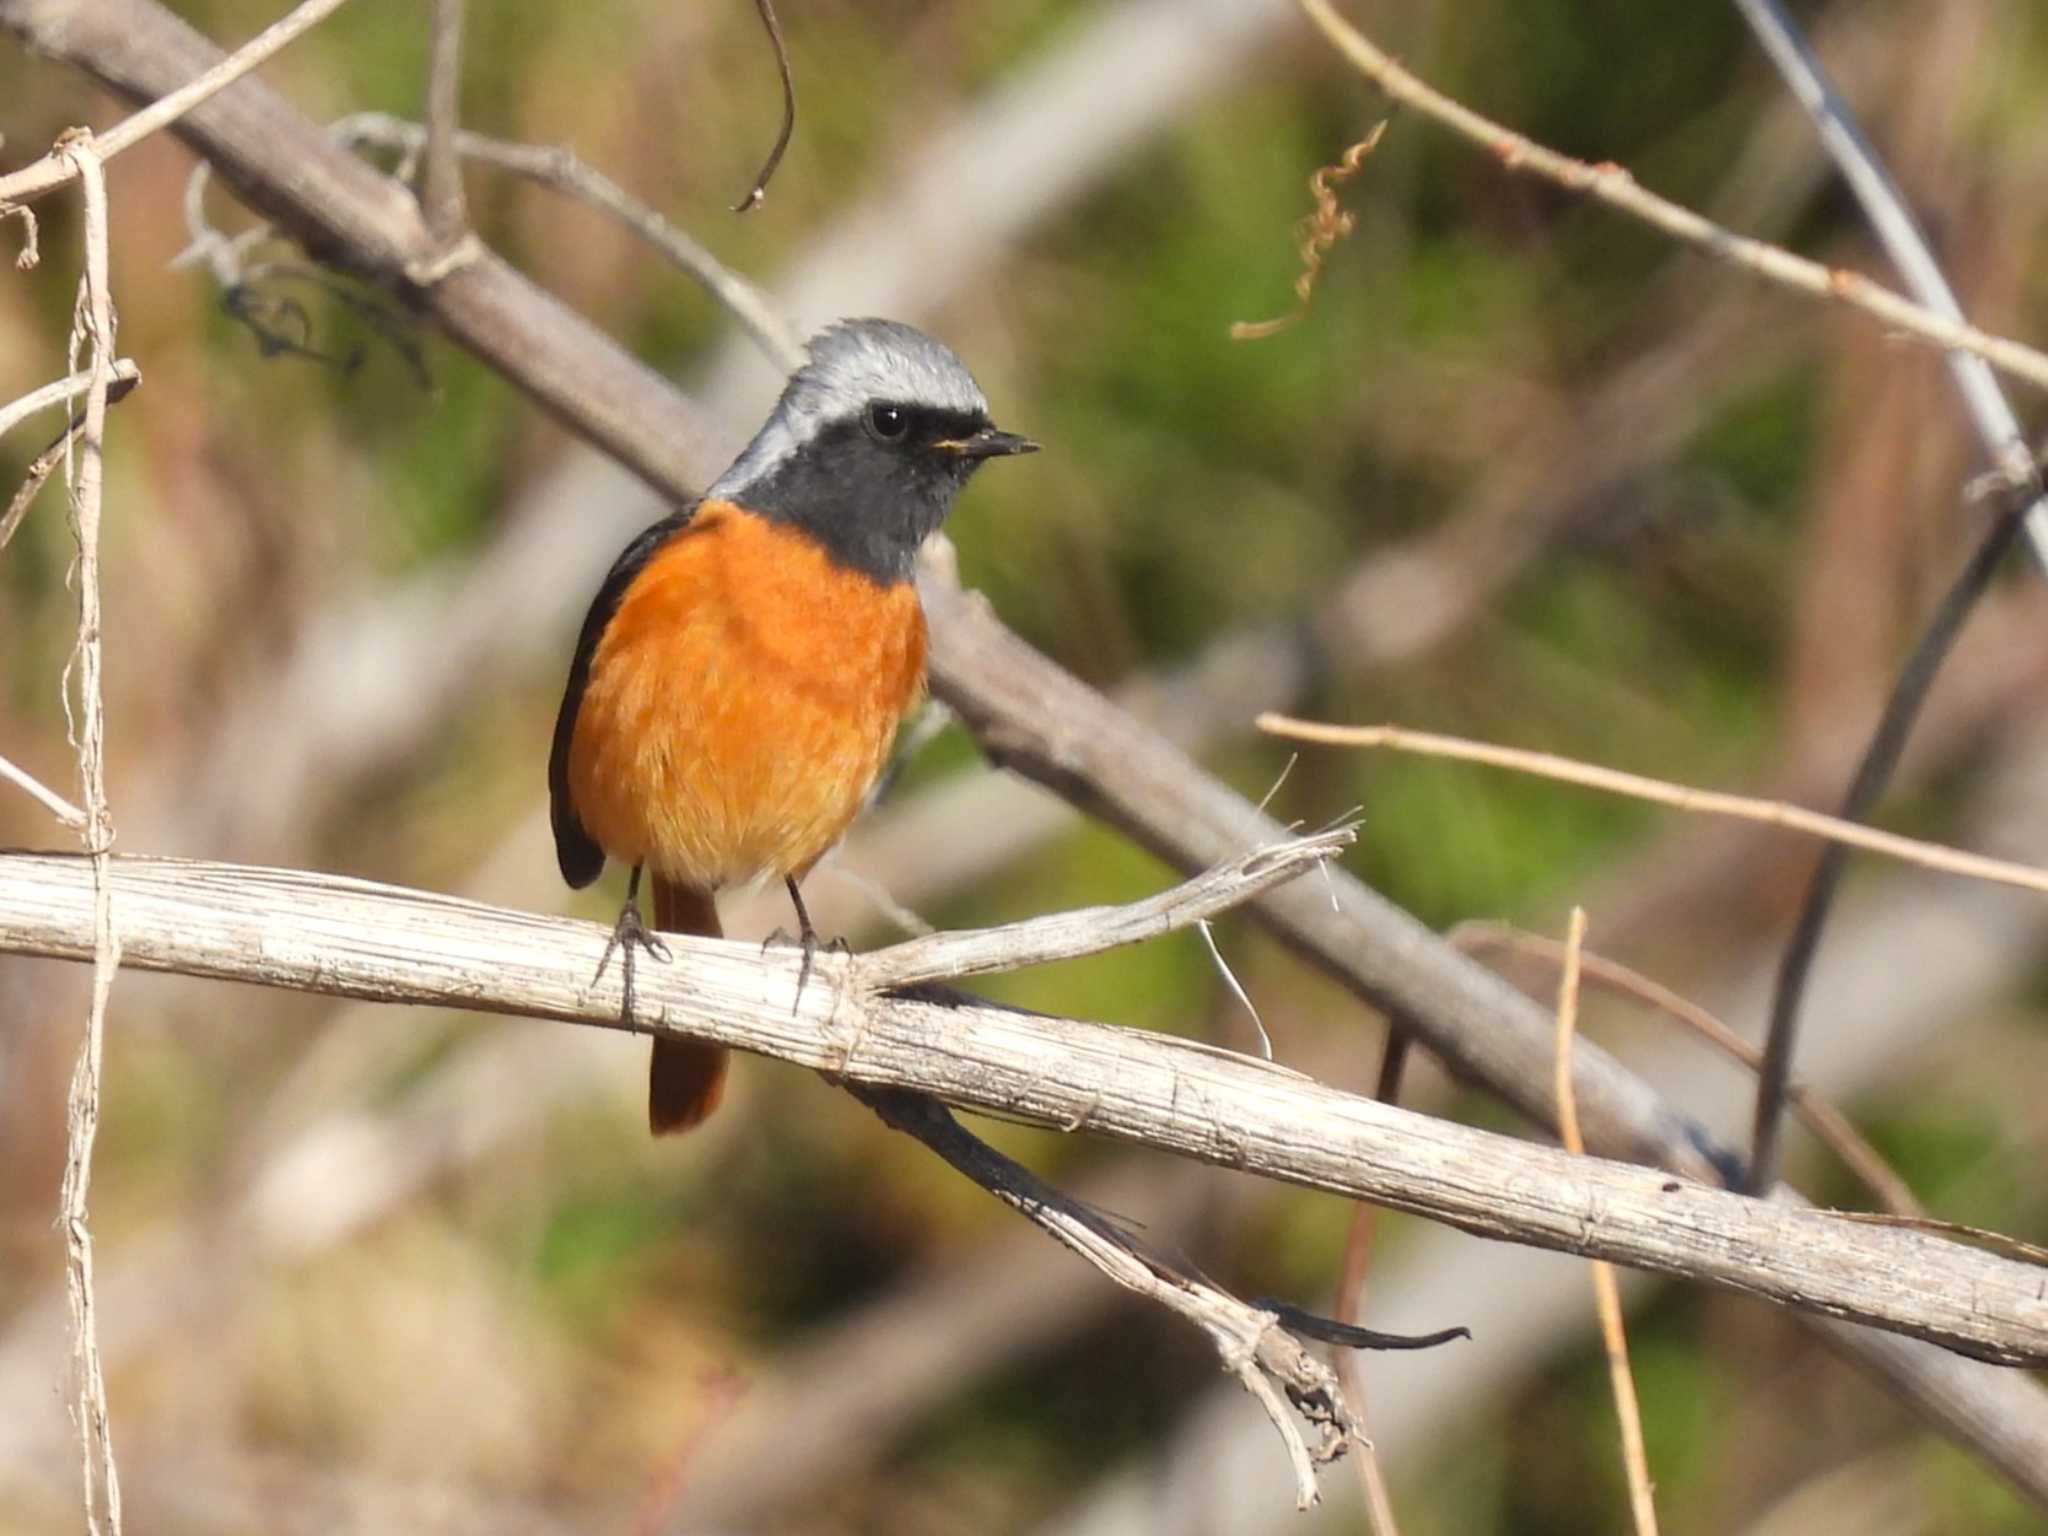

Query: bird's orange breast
[{"left": 566, "top": 500, "right": 928, "bottom": 888}]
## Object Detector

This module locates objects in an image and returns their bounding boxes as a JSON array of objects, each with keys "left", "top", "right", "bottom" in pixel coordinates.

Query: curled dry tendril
[{"left": 1232, "top": 120, "right": 1388, "bottom": 341}]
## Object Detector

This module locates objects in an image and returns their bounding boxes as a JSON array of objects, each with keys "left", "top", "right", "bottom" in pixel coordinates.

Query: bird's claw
[
  {"left": 761, "top": 925, "right": 848, "bottom": 1015},
  {"left": 597, "top": 897, "right": 669, "bottom": 1024}
]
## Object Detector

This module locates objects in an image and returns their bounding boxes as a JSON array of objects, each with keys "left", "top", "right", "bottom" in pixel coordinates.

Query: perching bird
[{"left": 548, "top": 318, "right": 1037, "bottom": 1133}]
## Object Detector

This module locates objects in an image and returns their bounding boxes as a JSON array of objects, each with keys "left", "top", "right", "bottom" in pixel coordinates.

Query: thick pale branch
[{"left": 2, "top": 851, "right": 2047, "bottom": 1367}]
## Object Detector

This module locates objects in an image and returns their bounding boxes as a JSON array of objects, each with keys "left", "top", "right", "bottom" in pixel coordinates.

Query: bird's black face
[{"left": 744, "top": 399, "right": 1037, "bottom": 585}]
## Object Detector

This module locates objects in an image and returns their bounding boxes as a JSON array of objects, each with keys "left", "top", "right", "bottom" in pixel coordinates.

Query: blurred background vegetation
[{"left": 4, "top": 0, "right": 2048, "bottom": 1531}]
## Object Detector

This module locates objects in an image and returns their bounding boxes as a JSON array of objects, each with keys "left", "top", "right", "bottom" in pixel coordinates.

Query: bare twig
[
  {"left": 730, "top": 0, "right": 796, "bottom": 213},
  {"left": 850, "top": 1087, "right": 1358, "bottom": 1510},
  {"left": 1198, "top": 919, "right": 1272, "bottom": 1059},
  {"left": 0, "top": 360, "right": 139, "bottom": 441},
  {"left": 1335, "top": 1031, "right": 1411, "bottom": 1536},
  {"left": 1451, "top": 921, "right": 1921, "bottom": 1217},
  {"left": 4, "top": 201, "right": 37, "bottom": 268},
  {"left": 862, "top": 823, "right": 1354, "bottom": 987},
  {"left": 171, "top": 164, "right": 253, "bottom": 285},
  {"left": 0, "top": 0, "right": 356, "bottom": 209},
  {"left": 1258, "top": 716, "right": 2048, "bottom": 903},
  {"left": 330, "top": 114, "right": 801, "bottom": 372},
  {"left": 419, "top": 0, "right": 467, "bottom": 243},
  {"left": 0, "top": 751, "right": 89, "bottom": 830},
  {"left": 1293, "top": 0, "right": 2048, "bottom": 398},
  {"left": 1, "top": 416, "right": 80, "bottom": 555},
  {"left": 1728, "top": 0, "right": 2048, "bottom": 538},
  {"left": 2, "top": 370, "right": 143, "bottom": 558},
  {"left": 3, "top": 853, "right": 2048, "bottom": 1366},
  {"left": 54, "top": 134, "right": 123, "bottom": 1536},
  {"left": 1553, "top": 909, "right": 1659, "bottom": 1536},
  {"left": 91, "top": 0, "right": 351, "bottom": 161},
  {"left": 814, "top": 862, "right": 938, "bottom": 937}
]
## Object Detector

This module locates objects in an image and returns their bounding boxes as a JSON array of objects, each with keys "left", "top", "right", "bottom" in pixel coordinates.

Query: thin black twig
[
  {"left": 1257, "top": 1300, "right": 1467, "bottom": 1352},
  {"left": 1728, "top": 0, "right": 2048, "bottom": 1197},
  {"left": 848, "top": 1086, "right": 1469, "bottom": 1350},
  {"left": 843, "top": 1083, "right": 1461, "bottom": 1506},
  {"left": 1748, "top": 489, "right": 2035, "bottom": 1191},
  {"left": 730, "top": 0, "right": 796, "bottom": 214}
]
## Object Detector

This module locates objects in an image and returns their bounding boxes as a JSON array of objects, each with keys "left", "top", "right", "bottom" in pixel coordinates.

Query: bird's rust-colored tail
[{"left": 647, "top": 876, "right": 730, "bottom": 1135}]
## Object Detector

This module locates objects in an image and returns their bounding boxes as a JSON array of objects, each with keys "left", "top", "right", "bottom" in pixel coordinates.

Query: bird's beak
[{"left": 938, "top": 426, "right": 1041, "bottom": 460}]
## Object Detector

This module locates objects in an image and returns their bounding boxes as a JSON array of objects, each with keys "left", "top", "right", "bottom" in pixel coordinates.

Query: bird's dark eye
[{"left": 867, "top": 403, "right": 909, "bottom": 442}]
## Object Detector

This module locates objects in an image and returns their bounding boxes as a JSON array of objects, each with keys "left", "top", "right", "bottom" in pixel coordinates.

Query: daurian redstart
[{"left": 549, "top": 318, "right": 1036, "bottom": 1133}]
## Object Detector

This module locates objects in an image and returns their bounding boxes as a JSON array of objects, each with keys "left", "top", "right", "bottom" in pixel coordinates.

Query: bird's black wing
[{"left": 548, "top": 503, "right": 699, "bottom": 888}]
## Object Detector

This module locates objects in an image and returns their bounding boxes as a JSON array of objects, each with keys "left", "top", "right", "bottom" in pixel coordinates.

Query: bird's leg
[
  {"left": 763, "top": 873, "right": 847, "bottom": 1014},
  {"left": 595, "top": 863, "right": 671, "bottom": 1024}
]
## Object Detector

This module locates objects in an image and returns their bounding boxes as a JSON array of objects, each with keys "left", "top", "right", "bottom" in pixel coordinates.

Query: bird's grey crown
[{"left": 709, "top": 318, "right": 990, "bottom": 498}]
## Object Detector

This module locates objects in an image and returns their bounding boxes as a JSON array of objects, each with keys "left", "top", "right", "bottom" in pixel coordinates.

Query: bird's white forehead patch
[
  {"left": 710, "top": 318, "right": 990, "bottom": 498},
  {"left": 801, "top": 318, "right": 990, "bottom": 420}
]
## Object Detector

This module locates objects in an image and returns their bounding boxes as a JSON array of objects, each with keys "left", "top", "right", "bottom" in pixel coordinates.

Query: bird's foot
[
  {"left": 762, "top": 926, "right": 850, "bottom": 1015},
  {"left": 597, "top": 897, "right": 671, "bottom": 1024}
]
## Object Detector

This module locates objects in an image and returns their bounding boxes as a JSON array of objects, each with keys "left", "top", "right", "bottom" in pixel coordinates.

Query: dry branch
[
  {"left": 1294, "top": 0, "right": 2048, "bottom": 400},
  {"left": 848, "top": 1087, "right": 1357, "bottom": 1511},
  {"left": 1728, "top": 0, "right": 2048, "bottom": 537},
  {"left": 2, "top": 851, "right": 2047, "bottom": 1368},
  {"left": 327, "top": 114, "right": 800, "bottom": 371},
  {"left": 1553, "top": 910, "right": 1659, "bottom": 1536},
  {"left": 1335, "top": 1032, "right": 1410, "bottom": 1536},
  {"left": 51, "top": 133, "right": 124, "bottom": 1536},
  {"left": 862, "top": 821, "right": 1354, "bottom": 987},
  {"left": 0, "top": 0, "right": 354, "bottom": 210},
  {"left": 0, "top": 751, "right": 88, "bottom": 830},
  {"left": 1452, "top": 921, "right": 1921, "bottom": 1218},
  {"left": 418, "top": 0, "right": 466, "bottom": 243},
  {"left": 0, "top": 359, "right": 139, "bottom": 440},
  {"left": 1260, "top": 715, "right": 2048, "bottom": 900}
]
